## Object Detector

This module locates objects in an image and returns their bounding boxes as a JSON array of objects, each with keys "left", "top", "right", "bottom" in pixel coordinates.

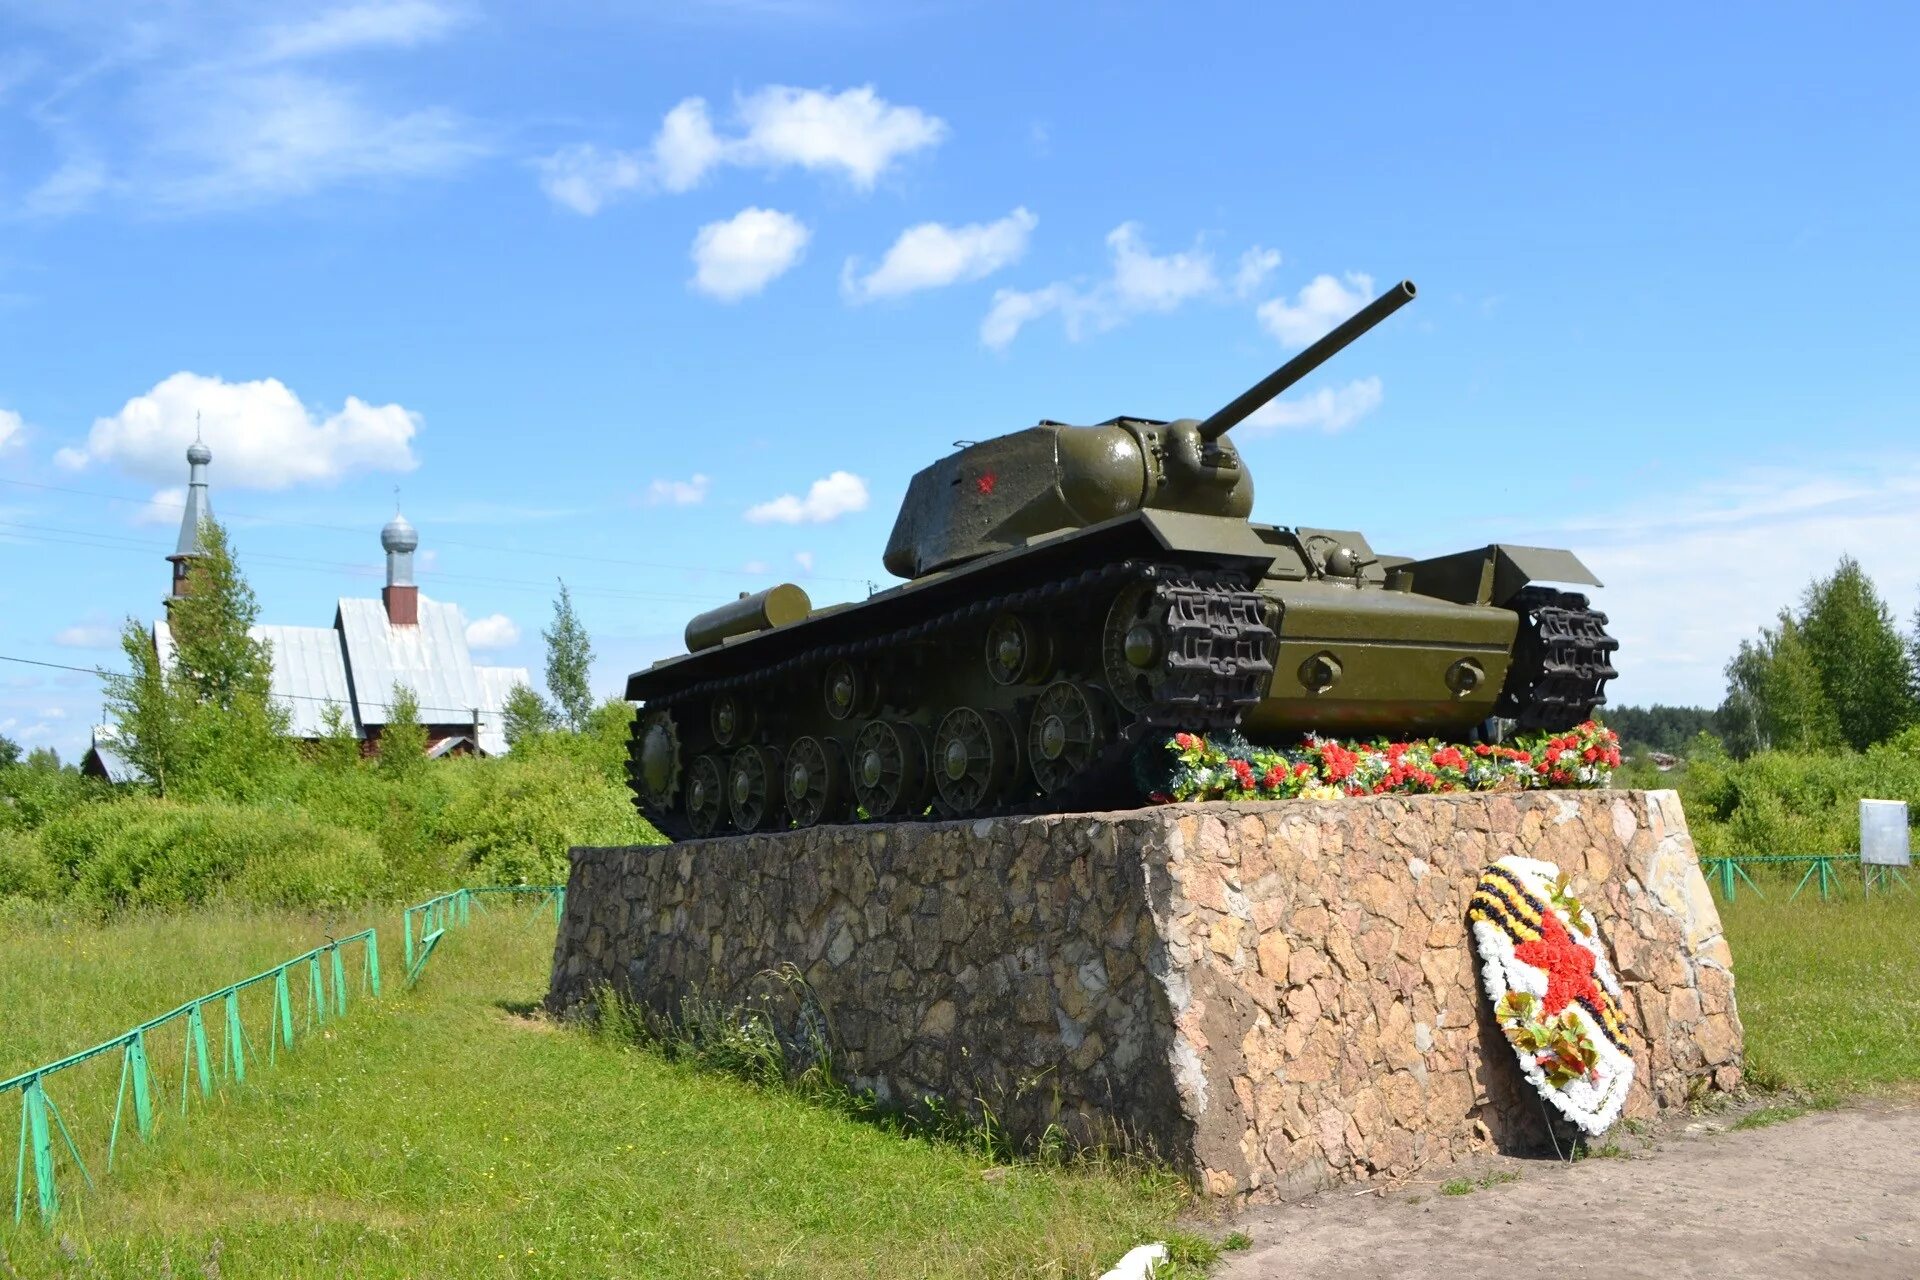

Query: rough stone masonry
[{"left": 549, "top": 790, "right": 1741, "bottom": 1200}]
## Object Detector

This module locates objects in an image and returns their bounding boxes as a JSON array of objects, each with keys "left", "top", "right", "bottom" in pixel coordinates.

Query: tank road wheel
[
  {"left": 822, "top": 660, "right": 876, "bottom": 722},
  {"left": 852, "top": 720, "right": 929, "bottom": 820},
  {"left": 786, "top": 735, "right": 850, "bottom": 828},
  {"left": 984, "top": 613, "right": 1052, "bottom": 686},
  {"left": 1028, "top": 680, "right": 1110, "bottom": 795},
  {"left": 630, "top": 707, "right": 682, "bottom": 810},
  {"left": 1101, "top": 582, "right": 1169, "bottom": 715},
  {"left": 710, "top": 694, "right": 756, "bottom": 748},
  {"left": 932, "top": 707, "right": 1019, "bottom": 815},
  {"left": 686, "top": 754, "right": 727, "bottom": 837},
  {"left": 728, "top": 745, "right": 783, "bottom": 832}
]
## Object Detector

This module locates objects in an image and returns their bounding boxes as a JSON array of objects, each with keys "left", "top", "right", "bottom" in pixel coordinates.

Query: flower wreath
[{"left": 1469, "top": 856, "right": 1634, "bottom": 1135}]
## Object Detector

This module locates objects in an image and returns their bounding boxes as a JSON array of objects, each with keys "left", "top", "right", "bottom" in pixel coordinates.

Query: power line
[
  {"left": 0, "top": 475, "right": 869, "bottom": 585},
  {"left": 0, "top": 652, "right": 548, "bottom": 722}
]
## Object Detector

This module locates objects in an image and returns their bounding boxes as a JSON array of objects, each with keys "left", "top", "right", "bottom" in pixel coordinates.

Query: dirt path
[{"left": 1216, "top": 1100, "right": 1920, "bottom": 1279}]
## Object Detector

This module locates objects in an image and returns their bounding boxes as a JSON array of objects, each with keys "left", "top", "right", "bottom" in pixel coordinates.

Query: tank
[{"left": 627, "top": 279, "right": 1618, "bottom": 839}]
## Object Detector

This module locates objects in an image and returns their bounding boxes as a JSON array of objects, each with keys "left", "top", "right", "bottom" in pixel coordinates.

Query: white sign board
[{"left": 1860, "top": 799, "right": 1911, "bottom": 867}]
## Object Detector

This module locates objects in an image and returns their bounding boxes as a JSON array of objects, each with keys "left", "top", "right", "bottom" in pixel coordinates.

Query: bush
[
  {"left": 1674, "top": 738, "right": 1920, "bottom": 857},
  {"left": 20, "top": 797, "right": 387, "bottom": 911},
  {"left": 432, "top": 755, "right": 656, "bottom": 885}
]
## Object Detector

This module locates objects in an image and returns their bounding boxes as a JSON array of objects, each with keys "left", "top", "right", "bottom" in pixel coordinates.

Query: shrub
[
  {"left": 23, "top": 797, "right": 387, "bottom": 910},
  {"left": 432, "top": 755, "right": 657, "bottom": 885}
]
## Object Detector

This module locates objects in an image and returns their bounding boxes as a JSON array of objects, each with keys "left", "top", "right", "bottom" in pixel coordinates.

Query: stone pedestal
[{"left": 549, "top": 790, "right": 1741, "bottom": 1200}]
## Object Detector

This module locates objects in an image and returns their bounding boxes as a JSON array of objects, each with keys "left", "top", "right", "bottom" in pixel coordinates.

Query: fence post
[
  {"left": 275, "top": 967, "right": 294, "bottom": 1057},
  {"left": 129, "top": 1030, "right": 154, "bottom": 1139},
  {"left": 225, "top": 990, "right": 246, "bottom": 1085},
  {"left": 186, "top": 1003, "right": 212, "bottom": 1104},
  {"left": 24, "top": 1077, "right": 56, "bottom": 1224},
  {"left": 366, "top": 931, "right": 382, "bottom": 999},
  {"left": 403, "top": 907, "right": 416, "bottom": 973},
  {"left": 310, "top": 955, "right": 326, "bottom": 1027},
  {"left": 331, "top": 945, "right": 349, "bottom": 1018}
]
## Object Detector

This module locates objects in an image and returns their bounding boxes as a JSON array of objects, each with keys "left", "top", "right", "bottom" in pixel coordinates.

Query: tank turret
[{"left": 883, "top": 280, "right": 1417, "bottom": 580}]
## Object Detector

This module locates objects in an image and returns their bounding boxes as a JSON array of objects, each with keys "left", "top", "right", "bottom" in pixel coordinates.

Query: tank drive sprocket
[{"left": 1496, "top": 588, "right": 1620, "bottom": 732}]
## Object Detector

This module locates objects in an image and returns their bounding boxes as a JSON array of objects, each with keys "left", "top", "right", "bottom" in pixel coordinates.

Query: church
[{"left": 86, "top": 440, "right": 529, "bottom": 781}]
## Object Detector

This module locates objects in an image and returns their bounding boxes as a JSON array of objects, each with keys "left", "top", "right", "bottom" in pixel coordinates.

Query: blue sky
[{"left": 3, "top": 0, "right": 1918, "bottom": 759}]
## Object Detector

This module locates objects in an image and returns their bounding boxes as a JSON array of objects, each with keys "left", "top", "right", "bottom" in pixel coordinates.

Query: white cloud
[
  {"left": 130, "top": 486, "right": 186, "bottom": 527},
  {"left": 535, "top": 144, "right": 644, "bottom": 216},
  {"left": 1257, "top": 272, "right": 1375, "bottom": 348},
  {"left": 0, "top": 409, "right": 21, "bottom": 451},
  {"left": 1233, "top": 246, "right": 1282, "bottom": 297},
  {"left": 257, "top": 1, "right": 465, "bottom": 62},
  {"left": 1506, "top": 460, "right": 1920, "bottom": 707},
  {"left": 463, "top": 612, "right": 519, "bottom": 650},
  {"left": 145, "top": 72, "right": 483, "bottom": 209},
  {"left": 647, "top": 474, "right": 711, "bottom": 506},
  {"left": 21, "top": 157, "right": 109, "bottom": 217},
  {"left": 745, "top": 471, "right": 868, "bottom": 524},
  {"left": 539, "top": 84, "right": 945, "bottom": 214},
  {"left": 653, "top": 98, "right": 727, "bottom": 194},
  {"left": 843, "top": 207, "right": 1036, "bottom": 303},
  {"left": 1240, "top": 377, "right": 1383, "bottom": 434},
  {"left": 981, "top": 223, "right": 1225, "bottom": 349},
  {"left": 690, "top": 207, "right": 809, "bottom": 301},
  {"left": 793, "top": 550, "right": 815, "bottom": 572},
  {"left": 62, "top": 372, "right": 421, "bottom": 489},
  {"left": 53, "top": 624, "right": 114, "bottom": 649}
]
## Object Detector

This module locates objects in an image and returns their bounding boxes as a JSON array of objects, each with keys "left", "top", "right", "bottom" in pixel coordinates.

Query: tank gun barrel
[{"left": 1195, "top": 279, "right": 1417, "bottom": 443}]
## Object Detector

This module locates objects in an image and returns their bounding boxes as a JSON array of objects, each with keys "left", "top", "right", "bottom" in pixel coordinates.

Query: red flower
[
  {"left": 1294, "top": 761, "right": 1313, "bottom": 778},
  {"left": 1512, "top": 913, "right": 1602, "bottom": 1016},
  {"left": 1174, "top": 733, "right": 1196, "bottom": 750},
  {"left": 1230, "top": 759, "right": 1255, "bottom": 789}
]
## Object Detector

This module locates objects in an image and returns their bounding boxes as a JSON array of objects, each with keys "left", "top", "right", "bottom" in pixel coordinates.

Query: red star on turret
[
  {"left": 1512, "top": 912, "right": 1600, "bottom": 1015},
  {"left": 976, "top": 471, "right": 997, "bottom": 496}
]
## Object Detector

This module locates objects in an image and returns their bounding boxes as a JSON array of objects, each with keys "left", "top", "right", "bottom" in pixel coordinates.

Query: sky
[{"left": 2, "top": 0, "right": 1918, "bottom": 760}]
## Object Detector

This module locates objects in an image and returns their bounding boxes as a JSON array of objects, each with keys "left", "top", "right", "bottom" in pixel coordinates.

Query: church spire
[{"left": 167, "top": 425, "right": 214, "bottom": 599}]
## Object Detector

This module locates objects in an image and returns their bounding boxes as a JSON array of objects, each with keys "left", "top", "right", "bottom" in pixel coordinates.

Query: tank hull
[{"left": 625, "top": 511, "right": 1617, "bottom": 840}]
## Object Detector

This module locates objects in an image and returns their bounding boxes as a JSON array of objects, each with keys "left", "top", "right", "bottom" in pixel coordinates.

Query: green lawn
[
  {"left": 1718, "top": 884, "right": 1920, "bottom": 1092},
  {"left": 0, "top": 902, "right": 1193, "bottom": 1278}
]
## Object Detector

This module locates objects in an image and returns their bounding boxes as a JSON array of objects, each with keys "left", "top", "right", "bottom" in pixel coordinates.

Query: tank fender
[{"left": 1396, "top": 543, "right": 1601, "bottom": 607}]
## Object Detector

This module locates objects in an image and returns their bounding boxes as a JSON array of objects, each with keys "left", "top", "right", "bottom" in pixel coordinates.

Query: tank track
[
  {"left": 1497, "top": 588, "right": 1620, "bottom": 732},
  {"left": 629, "top": 560, "right": 1274, "bottom": 840}
]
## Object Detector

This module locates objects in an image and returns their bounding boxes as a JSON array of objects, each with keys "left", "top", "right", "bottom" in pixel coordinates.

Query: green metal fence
[
  {"left": 2, "top": 930, "right": 379, "bottom": 1226},
  {"left": 1701, "top": 854, "right": 1912, "bottom": 902},
  {"left": 3, "top": 883, "right": 565, "bottom": 1228},
  {"left": 401, "top": 885, "right": 564, "bottom": 985}
]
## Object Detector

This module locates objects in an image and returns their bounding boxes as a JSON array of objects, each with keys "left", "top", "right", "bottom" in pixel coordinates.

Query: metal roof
[
  {"left": 152, "top": 598, "right": 530, "bottom": 757},
  {"left": 335, "top": 597, "right": 528, "bottom": 757},
  {"left": 85, "top": 725, "right": 142, "bottom": 785},
  {"left": 255, "top": 625, "right": 357, "bottom": 739}
]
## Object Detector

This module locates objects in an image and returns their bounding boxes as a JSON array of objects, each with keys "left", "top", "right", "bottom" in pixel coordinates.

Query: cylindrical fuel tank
[{"left": 686, "top": 584, "right": 812, "bottom": 653}]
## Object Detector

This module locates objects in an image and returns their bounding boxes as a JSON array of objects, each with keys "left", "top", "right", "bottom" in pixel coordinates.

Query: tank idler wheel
[
  {"left": 823, "top": 660, "right": 876, "bottom": 722},
  {"left": 851, "top": 720, "right": 929, "bottom": 820},
  {"left": 984, "top": 613, "right": 1052, "bottom": 687},
  {"left": 630, "top": 707, "right": 682, "bottom": 809},
  {"left": 728, "top": 745, "right": 783, "bottom": 832},
  {"left": 686, "top": 754, "right": 728, "bottom": 837},
  {"left": 932, "top": 706, "right": 1019, "bottom": 815},
  {"left": 710, "top": 694, "right": 756, "bottom": 748},
  {"left": 1028, "top": 680, "right": 1111, "bottom": 795},
  {"left": 1101, "top": 582, "right": 1170, "bottom": 715},
  {"left": 786, "top": 735, "right": 850, "bottom": 828}
]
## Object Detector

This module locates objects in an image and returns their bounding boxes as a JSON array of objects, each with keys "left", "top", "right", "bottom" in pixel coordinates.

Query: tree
[
  {"left": 103, "top": 518, "right": 290, "bottom": 798},
  {"left": 104, "top": 615, "right": 181, "bottom": 794},
  {"left": 502, "top": 682, "right": 554, "bottom": 749},
  {"left": 1717, "top": 610, "right": 1840, "bottom": 756},
  {"left": 0, "top": 734, "right": 20, "bottom": 771},
  {"left": 1797, "top": 556, "right": 1918, "bottom": 750},
  {"left": 542, "top": 579, "right": 595, "bottom": 732},
  {"left": 379, "top": 682, "right": 429, "bottom": 775},
  {"left": 312, "top": 701, "right": 362, "bottom": 772}
]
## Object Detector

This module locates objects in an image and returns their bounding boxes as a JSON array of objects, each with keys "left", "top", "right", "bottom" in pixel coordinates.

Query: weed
[
  {"left": 1221, "top": 1231, "right": 1253, "bottom": 1251},
  {"left": 1439, "top": 1177, "right": 1475, "bottom": 1196}
]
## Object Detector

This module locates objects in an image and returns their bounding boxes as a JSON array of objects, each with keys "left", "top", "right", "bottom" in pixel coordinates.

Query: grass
[
  {"left": 1438, "top": 1170, "right": 1519, "bottom": 1196},
  {"left": 1717, "top": 886, "right": 1920, "bottom": 1091},
  {"left": 0, "top": 902, "right": 1197, "bottom": 1278}
]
